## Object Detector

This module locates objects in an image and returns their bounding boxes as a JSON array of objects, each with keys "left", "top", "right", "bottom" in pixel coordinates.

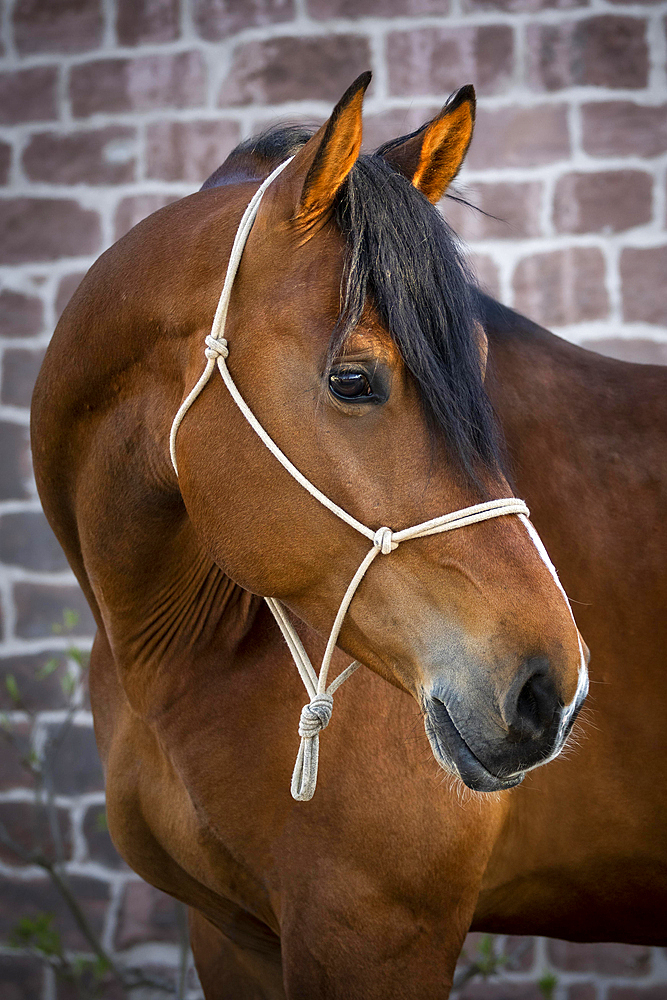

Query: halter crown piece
[{"left": 170, "top": 159, "right": 582, "bottom": 801}]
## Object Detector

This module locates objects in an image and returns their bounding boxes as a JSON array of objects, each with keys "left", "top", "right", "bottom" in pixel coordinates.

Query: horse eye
[{"left": 329, "top": 371, "right": 373, "bottom": 401}]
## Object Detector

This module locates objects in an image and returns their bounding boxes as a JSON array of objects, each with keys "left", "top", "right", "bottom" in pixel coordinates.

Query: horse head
[{"left": 170, "top": 72, "right": 588, "bottom": 796}]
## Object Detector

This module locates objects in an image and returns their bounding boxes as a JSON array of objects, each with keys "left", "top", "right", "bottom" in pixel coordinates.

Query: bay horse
[{"left": 31, "top": 73, "right": 667, "bottom": 999}]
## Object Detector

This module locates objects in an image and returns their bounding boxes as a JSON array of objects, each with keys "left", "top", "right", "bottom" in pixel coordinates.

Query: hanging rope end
[{"left": 291, "top": 693, "right": 334, "bottom": 802}]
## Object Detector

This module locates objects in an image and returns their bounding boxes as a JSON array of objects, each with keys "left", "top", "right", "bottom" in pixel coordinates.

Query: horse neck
[{"left": 32, "top": 199, "right": 272, "bottom": 723}]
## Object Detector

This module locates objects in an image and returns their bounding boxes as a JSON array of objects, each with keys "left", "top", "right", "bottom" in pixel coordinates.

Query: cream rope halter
[{"left": 170, "top": 159, "right": 580, "bottom": 801}]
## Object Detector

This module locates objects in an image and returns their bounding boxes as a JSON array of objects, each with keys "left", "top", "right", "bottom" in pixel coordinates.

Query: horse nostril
[{"left": 509, "top": 669, "right": 559, "bottom": 739}]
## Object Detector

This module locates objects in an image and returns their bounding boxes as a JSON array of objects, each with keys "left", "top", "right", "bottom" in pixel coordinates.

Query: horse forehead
[
  {"left": 226, "top": 230, "right": 344, "bottom": 340},
  {"left": 247, "top": 195, "right": 345, "bottom": 276}
]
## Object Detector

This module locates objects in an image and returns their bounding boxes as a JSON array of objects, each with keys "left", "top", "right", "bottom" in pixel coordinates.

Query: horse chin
[{"left": 423, "top": 705, "right": 526, "bottom": 794}]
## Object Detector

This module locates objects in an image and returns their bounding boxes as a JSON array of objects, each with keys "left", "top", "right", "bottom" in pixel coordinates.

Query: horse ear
[
  {"left": 278, "top": 71, "right": 371, "bottom": 228},
  {"left": 380, "top": 85, "right": 476, "bottom": 204}
]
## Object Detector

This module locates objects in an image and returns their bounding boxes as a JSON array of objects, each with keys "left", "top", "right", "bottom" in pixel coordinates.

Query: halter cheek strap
[{"left": 170, "top": 159, "right": 583, "bottom": 801}]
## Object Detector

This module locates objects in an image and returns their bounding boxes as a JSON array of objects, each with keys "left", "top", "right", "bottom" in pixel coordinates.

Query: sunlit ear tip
[
  {"left": 352, "top": 70, "right": 373, "bottom": 94},
  {"left": 451, "top": 83, "right": 476, "bottom": 102},
  {"left": 446, "top": 84, "right": 476, "bottom": 117},
  {"left": 292, "top": 69, "right": 370, "bottom": 226},
  {"left": 340, "top": 70, "right": 373, "bottom": 108}
]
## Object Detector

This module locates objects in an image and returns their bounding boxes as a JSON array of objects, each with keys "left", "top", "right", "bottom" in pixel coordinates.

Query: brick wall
[{"left": 0, "top": 1, "right": 665, "bottom": 998}]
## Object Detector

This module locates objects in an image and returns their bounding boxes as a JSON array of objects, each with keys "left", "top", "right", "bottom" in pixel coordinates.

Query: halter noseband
[{"left": 170, "top": 159, "right": 580, "bottom": 801}]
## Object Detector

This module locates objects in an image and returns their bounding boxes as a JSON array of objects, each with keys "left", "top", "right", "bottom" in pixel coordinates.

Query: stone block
[
  {"left": 444, "top": 181, "right": 543, "bottom": 240},
  {"left": 0, "top": 423, "right": 32, "bottom": 500},
  {"left": 22, "top": 127, "right": 137, "bottom": 186},
  {"left": 0, "top": 199, "right": 101, "bottom": 265},
  {"left": 0, "top": 510, "right": 67, "bottom": 571},
  {"left": 56, "top": 973, "right": 126, "bottom": 1000},
  {"left": 0, "top": 874, "right": 108, "bottom": 951},
  {"left": 0, "top": 650, "right": 69, "bottom": 711},
  {"left": 466, "top": 105, "right": 569, "bottom": 170},
  {"left": 527, "top": 16, "right": 648, "bottom": 91},
  {"left": 13, "top": 0, "right": 103, "bottom": 54},
  {"left": 553, "top": 170, "right": 652, "bottom": 234},
  {"left": 0, "top": 291, "right": 43, "bottom": 338},
  {"left": 566, "top": 985, "right": 597, "bottom": 1000},
  {"left": 0, "top": 801, "right": 71, "bottom": 865},
  {"left": 44, "top": 723, "right": 103, "bottom": 795},
  {"left": 113, "top": 194, "right": 179, "bottom": 241},
  {"left": 547, "top": 939, "right": 652, "bottom": 976},
  {"left": 1, "top": 349, "right": 46, "bottom": 408},
  {"left": 146, "top": 119, "right": 241, "bottom": 182},
  {"left": 387, "top": 25, "right": 513, "bottom": 98},
  {"left": 219, "top": 35, "right": 372, "bottom": 106},
  {"left": 608, "top": 989, "right": 667, "bottom": 1000},
  {"left": 0, "top": 141, "right": 10, "bottom": 185},
  {"left": 116, "top": 0, "right": 180, "bottom": 46},
  {"left": 114, "top": 881, "right": 180, "bottom": 949},
  {"left": 0, "top": 954, "right": 44, "bottom": 1000},
  {"left": 468, "top": 253, "right": 500, "bottom": 299},
  {"left": 0, "top": 721, "right": 35, "bottom": 790},
  {"left": 0, "top": 67, "right": 58, "bottom": 125},
  {"left": 310, "top": 0, "right": 448, "bottom": 16},
  {"left": 583, "top": 338, "right": 667, "bottom": 366},
  {"left": 70, "top": 52, "right": 206, "bottom": 117},
  {"left": 457, "top": 982, "right": 543, "bottom": 999},
  {"left": 621, "top": 246, "right": 667, "bottom": 325},
  {"left": 193, "top": 0, "right": 294, "bottom": 41},
  {"left": 14, "top": 582, "right": 95, "bottom": 640},
  {"left": 582, "top": 102, "right": 667, "bottom": 159},
  {"left": 512, "top": 247, "right": 608, "bottom": 327},
  {"left": 463, "top": 0, "right": 584, "bottom": 9}
]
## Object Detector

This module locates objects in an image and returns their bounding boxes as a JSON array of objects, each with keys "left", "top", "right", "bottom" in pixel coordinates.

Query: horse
[{"left": 31, "top": 72, "right": 667, "bottom": 999}]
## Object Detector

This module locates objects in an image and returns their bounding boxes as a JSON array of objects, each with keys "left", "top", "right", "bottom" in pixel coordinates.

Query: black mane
[{"left": 206, "top": 126, "right": 502, "bottom": 485}]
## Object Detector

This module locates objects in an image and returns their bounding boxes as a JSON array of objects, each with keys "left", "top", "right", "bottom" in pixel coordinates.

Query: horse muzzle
[{"left": 423, "top": 661, "right": 588, "bottom": 793}]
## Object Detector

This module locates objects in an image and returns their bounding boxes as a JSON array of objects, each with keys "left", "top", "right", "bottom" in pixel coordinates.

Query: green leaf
[
  {"left": 93, "top": 955, "right": 110, "bottom": 980},
  {"left": 478, "top": 934, "right": 493, "bottom": 959},
  {"left": 5, "top": 674, "right": 20, "bottom": 704},
  {"left": 37, "top": 657, "right": 60, "bottom": 680},
  {"left": 9, "top": 913, "right": 61, "bottom": 957},
  {"left": 475, "top": 934, "right": 504, "bottom": 977},
  {"left": 94, "top": 810, "right": 108, "bottom": 833},
  {"left": 65, "top": 645, "right": 82, "bottom": 666},
  {"left": 60, "top": 672, "right": 76, "bottom": 698},
  {"left": 62, "top": 609, "right": 80, "bottom": 632},
  {"left": 538, "top": 970, "right": 558, "bottom": 1000}
]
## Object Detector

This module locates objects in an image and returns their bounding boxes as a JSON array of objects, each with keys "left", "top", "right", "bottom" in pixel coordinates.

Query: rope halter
[{"left": 170, "top": 158, "right": 584, "bottom": 801}]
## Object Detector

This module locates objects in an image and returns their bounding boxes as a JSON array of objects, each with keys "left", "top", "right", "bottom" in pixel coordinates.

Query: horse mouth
[{"left": 423, "top": 698, "right": 526, "bottom": 793}]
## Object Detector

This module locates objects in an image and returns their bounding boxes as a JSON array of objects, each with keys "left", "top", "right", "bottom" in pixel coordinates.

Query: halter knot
[
  {"left": 298, "top": 693, "right": 334, "bottom": 738},
  {"left": 204, "top": 335, "right": 229, "bottom": 361},
  {"left": 373, "top": 526, "right": 397, "bottom": 556}
]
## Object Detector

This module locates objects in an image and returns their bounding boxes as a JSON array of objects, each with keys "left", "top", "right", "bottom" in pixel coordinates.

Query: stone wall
[{"left": 0, "top": 1, "right": 665, "bottom": 998}]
